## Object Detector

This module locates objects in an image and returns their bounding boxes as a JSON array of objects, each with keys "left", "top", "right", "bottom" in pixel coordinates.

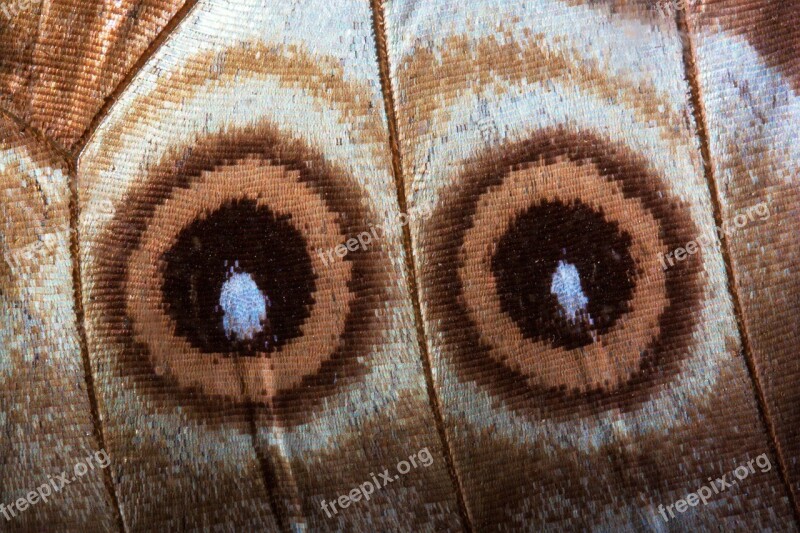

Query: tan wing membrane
[
  {"left": 1, "top": 0, "right": 798, "bottom": 529},
  {"left": 0, "top": 117, "right": 119, "bottom": 531}
]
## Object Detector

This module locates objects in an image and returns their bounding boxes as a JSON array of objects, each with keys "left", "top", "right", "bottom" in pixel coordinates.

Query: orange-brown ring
[
  {"left": 89, "top": 124, "right": 383, "bottom": 426},
  {"left": 419, "top": 129, "right": 703, "bottom": 419},
  {"left": 128, "top": 158, "right": 353, "bottom": 403},
  {"left": 459, "top": 156, "right": 667, "bottom": 392}
]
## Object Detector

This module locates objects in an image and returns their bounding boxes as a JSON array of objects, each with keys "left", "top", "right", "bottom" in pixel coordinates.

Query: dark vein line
[
  {"left": 0, "top": 103, "right": 127, "bottom": 531},
  {"left": 676, "top": 3, "right": 800, "bottom": 524},
  {"left": 245, "top": 405, "right": 293, "bottom": 533},
  {"left": 231, "top": 347, "right": 296, "bottom": 533},
  {"left": 67, "top": 159, "right": 128, "bottom": 533},
  {"left": 367, "top": 1, "right": 474, "bottom": 530},
  {"left": 65, "top": 1, "right": 208, "bottom": 530},
  {"left": 68, "top": 0, "right": 303, "bottom": 528},
  {"left": 0, "top": 105, "right": 71, "bottom": 162}
]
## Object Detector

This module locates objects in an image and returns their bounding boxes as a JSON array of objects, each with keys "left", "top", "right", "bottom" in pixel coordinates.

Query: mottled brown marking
[
  {"left": 0, "top": 118, "right": 119, "bottom": 531},
  {"left": 452, "top": 359, "right": 794, "bottom": 530},
  {"left": 686, "top": 0, "right": 800, "bottom": 503},
  {"left": 87, "top": 43, "right": 390, "bottom": 171},
  {"left": 395, "top": 29, "right": 691, "bottom": 195}
]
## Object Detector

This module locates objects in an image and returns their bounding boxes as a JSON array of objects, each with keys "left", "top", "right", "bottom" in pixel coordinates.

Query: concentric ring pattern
[
  {"left": 426, "top": 132, "right": 702, "bottom": 409},
  {"left": 2, "top": 0, "right": 799, "bottom": 529},
  {"left": 91, "top": 128, "right": 378, "bottom": 410},
  {"left": 75, "top": 1, "right": 463, "bottom": 529},
  {"left": 385, "top": 0, "right": 797, "bottom": 528}
]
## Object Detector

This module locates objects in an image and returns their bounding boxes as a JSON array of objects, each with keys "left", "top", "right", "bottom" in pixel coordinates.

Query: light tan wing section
[
  {"left": 77, "top": 0, "right": 462, "bottom": 530},
  {"left": 0, "top": 117, "right": 119, "bottom": 531},
  {"left": 0, "top": 0, "right": 189, "bottom": 149},
  {"left": 381, "top": 0, "right": 797, "bottom": 529},
  {"left": 685, "top": 0, "right": 800, "bottom": 506}
]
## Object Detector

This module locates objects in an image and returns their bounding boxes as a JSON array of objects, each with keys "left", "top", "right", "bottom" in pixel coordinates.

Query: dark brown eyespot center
[
  {"left": 492, "top": 199, "right": 636, "bottom": 350},
  {"left": 161, "top": 199, "right": 316, "bottom": 356}
]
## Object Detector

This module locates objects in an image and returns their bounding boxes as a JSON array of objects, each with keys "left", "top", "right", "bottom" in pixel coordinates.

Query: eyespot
[
  {"left": 423, "top": 130, "right": 703, "bottom": 415},
  {"left": 90, "top": 126, "right": 384, "bottom": 420}
]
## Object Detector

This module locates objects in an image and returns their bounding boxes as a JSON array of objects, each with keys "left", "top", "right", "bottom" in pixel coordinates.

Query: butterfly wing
[
  {"left": 75, "top": 0, "right": 460, "bottom": 530},
  {"left": 1, "top": 0, "right": 799, "bottom": 531},
  {"left": 384, "top": 0, "right": 799, "bottom": 528}
]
